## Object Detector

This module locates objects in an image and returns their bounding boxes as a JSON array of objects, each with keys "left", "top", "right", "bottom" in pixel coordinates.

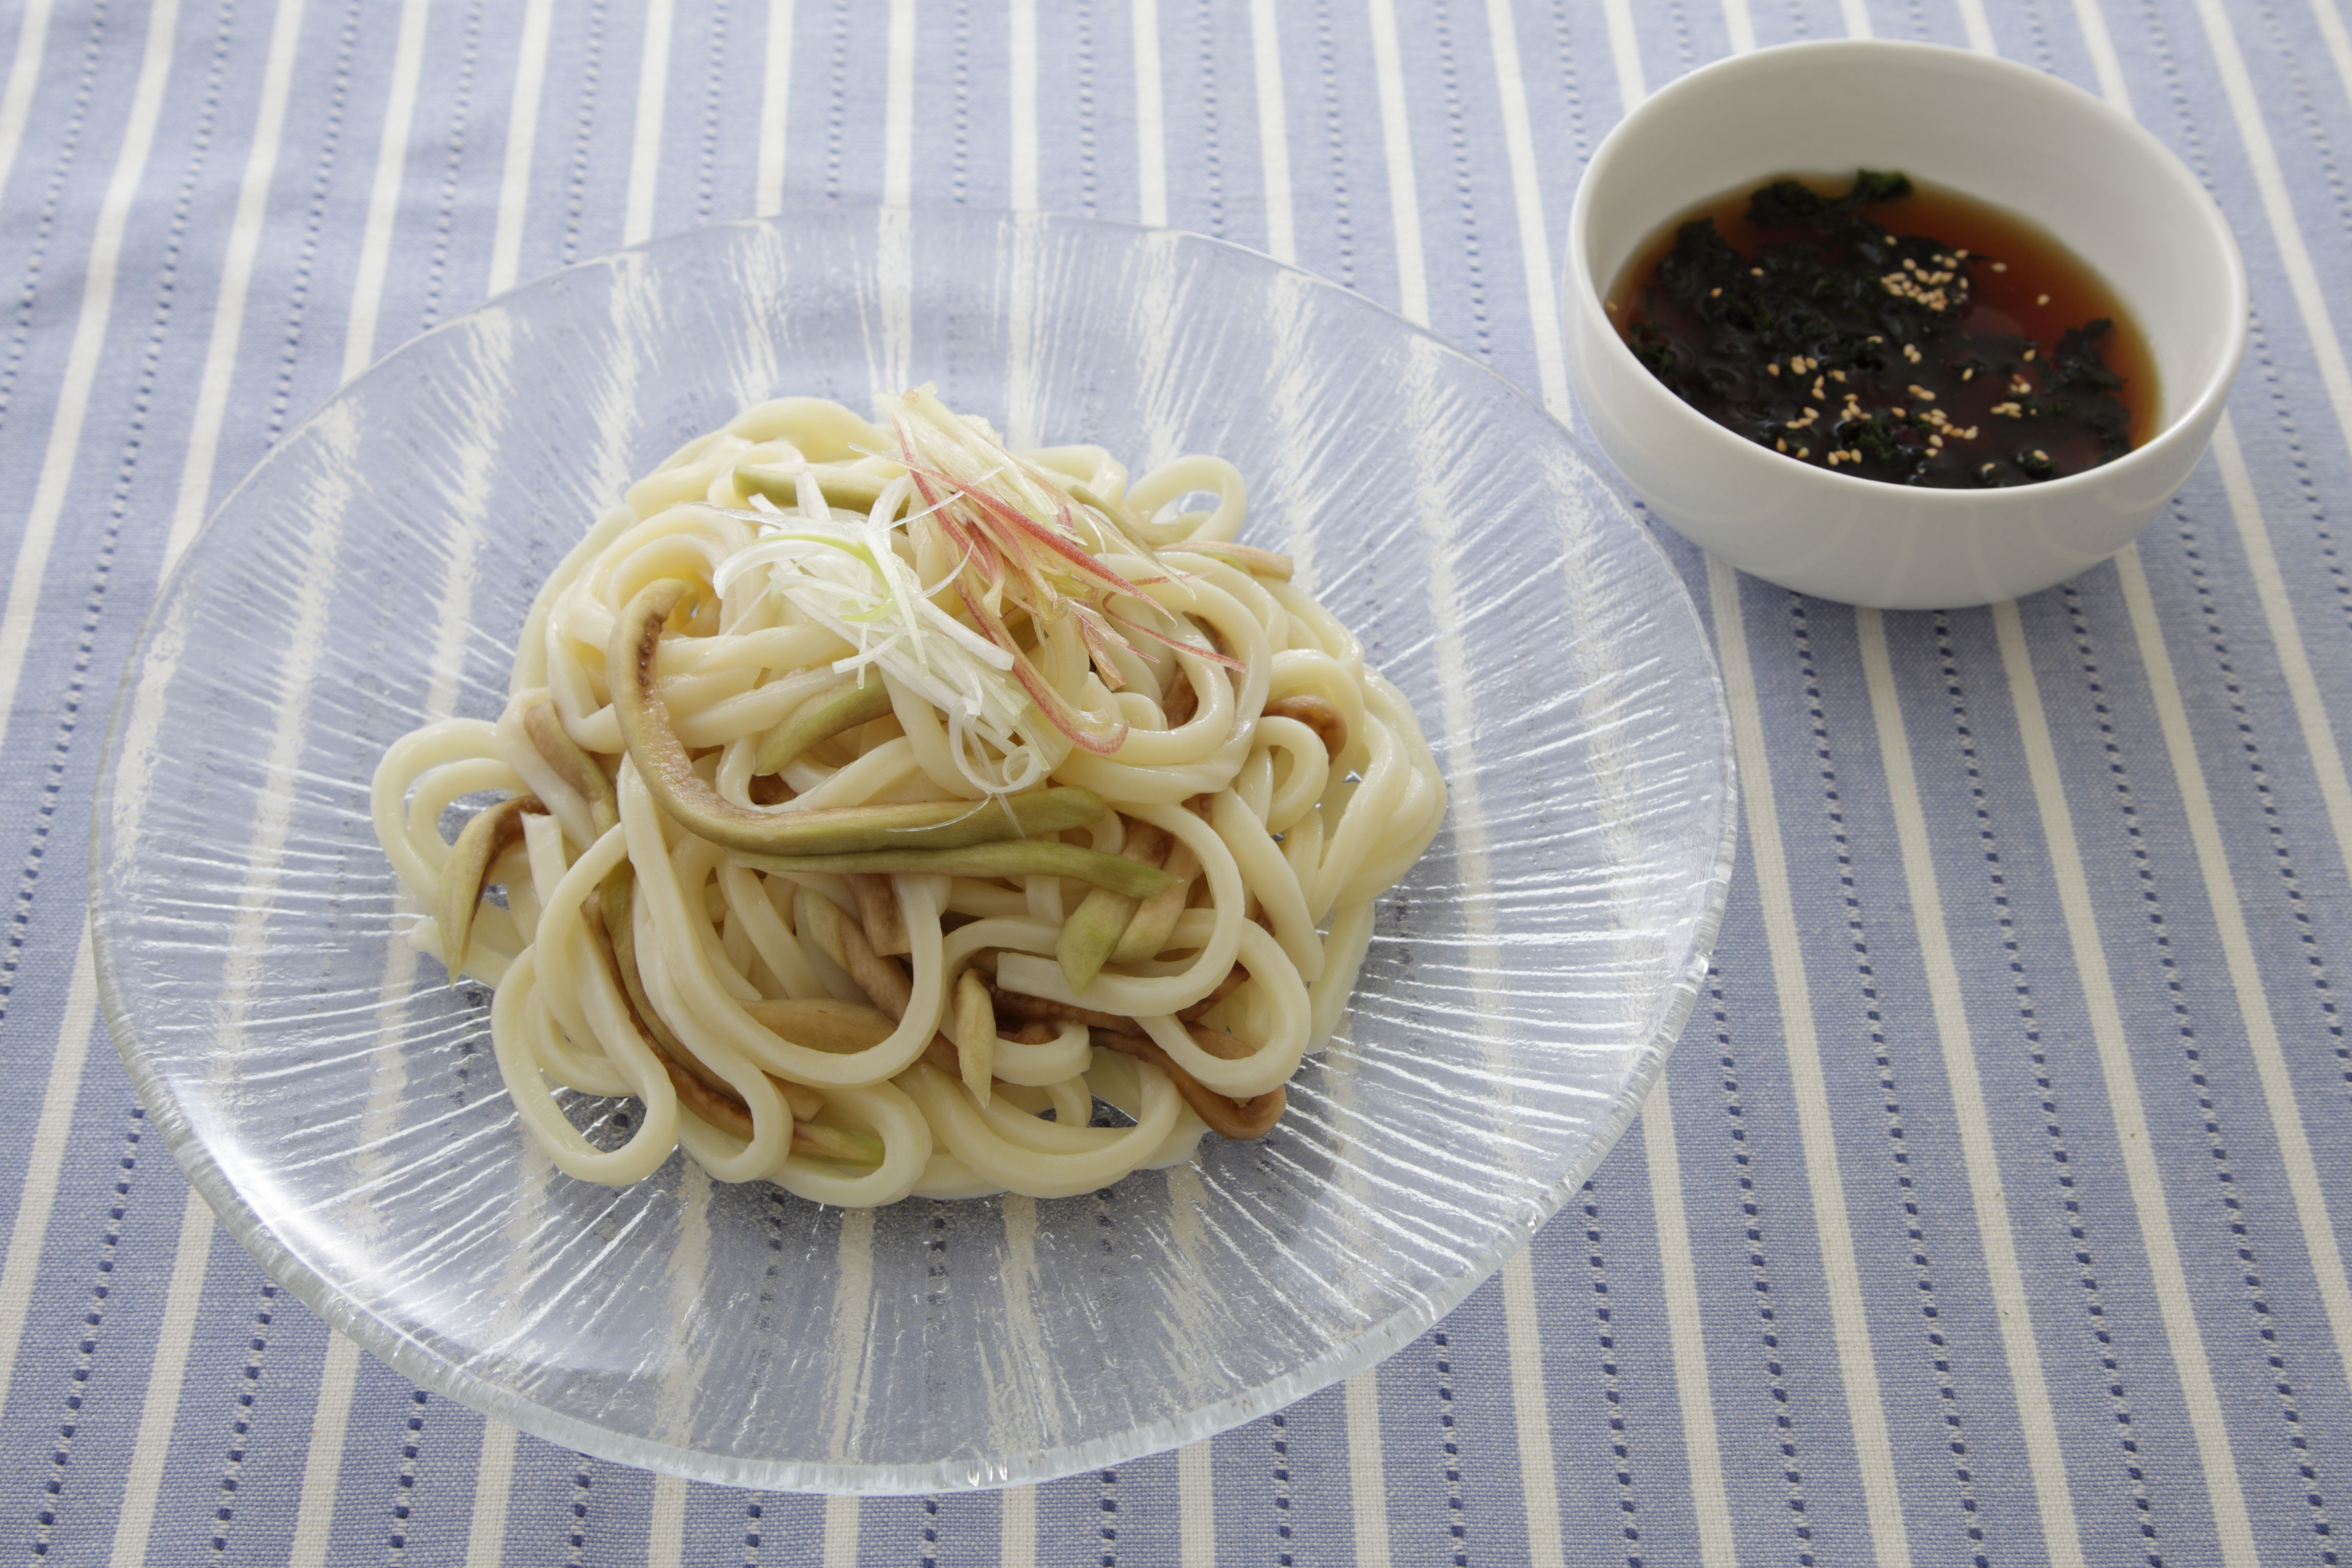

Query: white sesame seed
[{"left": 2036, "top": 293, "right": 2050, "bottom": 306}]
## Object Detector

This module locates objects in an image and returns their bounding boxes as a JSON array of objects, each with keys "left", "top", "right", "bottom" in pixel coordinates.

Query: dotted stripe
[
  {"left": 206, "top": 1281, "right": 280, "bottom": 1561},
  {"left": 1579, "top": 1183, "right": 1644, "bottom": 1568},
  {"left": 1190, "top": 0, "right": 1224, "bottom": 239},
  {"left": 27, "top": 1108, "right": 147, "bottom": 1560},
  {"left": 1430, "top": 0, "right": 1490, "bottom": 360},
  {"left": 419, "top": 0, "right": 489, "bottom": 335},
  {"left": 1705, "top": 968, "right": 1820, "bottom": 1565},
  {"left": 695, "top": 0, "right": 730, "bottom": 225},
  {"left": 1787, "top": 593, "right": 1989, "bottom": 1566},
  {"left": 559, "top": 0, "right": 607, "bottom": 267},
  {"left": 1930, "top": 608, "right": 2166, "bottom": 1567},
  {"left": 1312, "top": 0, "right": 1354, "bottom": 290},
  {"left": 0, "top": 0, "right": 108, "bottom": 445}
]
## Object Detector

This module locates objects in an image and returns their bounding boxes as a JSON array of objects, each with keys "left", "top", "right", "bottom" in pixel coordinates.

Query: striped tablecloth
[{"left": 6, "top": 1, "right": 2350, "bottom": 1562}]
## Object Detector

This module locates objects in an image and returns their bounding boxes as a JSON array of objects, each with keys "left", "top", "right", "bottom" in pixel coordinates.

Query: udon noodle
[{"left": 372, "top": 389, "right": 1446, "bottom": 1205}]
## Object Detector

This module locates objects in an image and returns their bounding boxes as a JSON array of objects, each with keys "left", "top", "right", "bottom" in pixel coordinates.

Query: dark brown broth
[{"left": 1603, "top": 172, "right": 2158, "bottom": 488}]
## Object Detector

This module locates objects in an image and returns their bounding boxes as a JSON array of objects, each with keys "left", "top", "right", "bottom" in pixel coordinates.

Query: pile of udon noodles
[{"left": 372, "top": 388, "right": 1446, "bottom": 1206}]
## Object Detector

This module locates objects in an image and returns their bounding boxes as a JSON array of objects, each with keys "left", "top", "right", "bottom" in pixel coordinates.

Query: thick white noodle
[{"left": 374, "top": 396, "right": 1446, "bottom": 1205}]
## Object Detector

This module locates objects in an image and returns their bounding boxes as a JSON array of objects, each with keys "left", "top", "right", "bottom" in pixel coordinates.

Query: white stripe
[
  {"left": 1497, "top": 1250, "right": 1566, "bottom": 1568},
  {"left": 0, "top": 924, "right": 101, "bottom": 1411},
  {"left": 0, "top": 0, "right": 53, "bottom": 200},
  {"left": 1602, "top": 0, "right": 1644, "bottom": 108},
  {"left": 883, "top": 0, "right": 914, "bottom": 207},
  {"left": 161, "top": 0, "right": 307, "bottom": 576},
  {"left": 1246, "top": 0, "right": 1294, "bottom": 263},
  {"left": 1176, "top": 1440, "right": 1216, "bottom": 1567},
  {"left": 755, "top": 0, "right": 796, "bottom": 216},
  {"left": 1706, "top": 556, "right": 1912, "bottom": 1568},
  {"left": 286, "top": 1333, "right": 362, "bottom": 1565},
  {"left": 1363, "top": 0, "right": 1427, "bottom": 325},
  {"left": 462, "top": 1421, "right": 518, "bottom": 1567},
  {"left": 487, "top": 0, "right": 556, "bottom": 293},
  {"left": 0, "top": 0, "right": 182, "bottom": 765},
  {"left": 1841, "top": 0, "right": 1875, "bottom": 37},
  {"left": 339, "top": 0, "right": 431, "bottom": 381},
  {"left": 1008, "top": 0, "right": 1036, "bottom": 211},
  {"left": 2210, "top": 418, "right": 2352, "bottom": 885},
  {"left": 1343, "top": 1367, "right": 1392, "bottom": 1565},
  {"left": 1956, "top": 0, "right": 1996, "bottom": 52},
  {"left": 2111, "top": 547, "right": 2352, "bottom": 1389},
  {"left": 623, "top": 0, "right": 677, "bottom": 245},
  {"left": 1855, "top": 607, "right": 2083, "bottom": 1567},
  {"left": 1484, "top": 0, "right": 1568, "bottom": 412},
  {"left": 2313, "top": 0, "right": 2352, "bottom": 117},
  {"left": 2068, "top": 0, "right": 2133, "bottom": 112},
  {"left": 646, "top": 1474, "right": 688, "bottom": 1567},
  {"left": 1131, "top": 0, "right": 1167, "bottom": 227},
  {"left": 1990, "top": 599, "right": 2260, "bottom": 1566},
  {"left": 2183, "top": 0, "right": 2352, "bottom": 472},
  {"left": 998, "top": 1483, "right": 1037, "bottom": 1567},
  {"left": 1719, "top": 0, "right": 1756, "bottom": 58},
  {"left": 823, "top": 1494, "right": 860, "bottom": 1568},
  {"left": 103, "top": 1186, "right": 216, "bottom": 1568},
  {"left": 1639, "top": 1082, "right": 1737, "bottom": 1568}
]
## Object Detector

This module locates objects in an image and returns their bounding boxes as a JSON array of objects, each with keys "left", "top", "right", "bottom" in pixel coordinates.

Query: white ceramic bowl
[{"left": 1565, "top": 40, "right": 2247, "bottom": 609}]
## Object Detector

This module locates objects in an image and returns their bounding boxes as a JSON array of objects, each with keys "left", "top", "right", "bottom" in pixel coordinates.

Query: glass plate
[{"left": 91, "top": 206, "right": 1736, "bottom": 1493}]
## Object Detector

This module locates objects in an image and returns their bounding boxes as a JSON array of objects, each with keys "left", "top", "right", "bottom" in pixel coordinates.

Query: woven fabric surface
[{"left": 4, "top": 0, "right": 2351, "bottom": 1562}]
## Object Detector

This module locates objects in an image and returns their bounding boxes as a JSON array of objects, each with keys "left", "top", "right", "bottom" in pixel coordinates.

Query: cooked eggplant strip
[
  {"left": 734, "top": 461, "right": 893, "bottom": 515},
  {"left": 1054, "top": 822, "right": 1167, "bottom": 992},
  {"left": 1177, "top": 964, "right": 1248, "bottom": 1022},
  {"left": 1264, "top": 693, "right": 1347, "bottom": 761},
  {"left": 1111, "top": 839, "right": 1198, "bottom": 964},
  {"left": 741, "top": 997, "right": 898, "bottom": 1053},
  {"left": 1160, "top": 666, "right": 1200, "bottom": 729},
  {"left": 1093, "top": 1029, "right": 1284, "bottom": 1140},
  {"left": 797, "top": 887, "right": 914, "bottom": 1018},
  {"left": 753, "top": 672, "right": 895, "bottom": 776},
  {"left": 440, "top": 795, "right": 546, "bottom": 979},
  {"left": 739, "top": 839, "right": 1175, "bottom": 898},
  {"left": 952, "top": 969, "right": 997, "bottom": 1105},
  {"left": 1180, "top": 540, "right": 1296, "bottom": 580},
  {"left": 848, "top": 872, "right": 909, "bottom": 956},
  {"left": 611, "top": 578, "right": 1107, "bottom": 854},
  {"left": 919, "top": 1032, "right": 964, "bottom": 1077},
  {"left": 990, "top": 984, "right": 1134, "bottom": 1036},
  {"left": 581, "top": 889, "right": 881, "bottom": 1163},
  {"left": 522, "top": 698, "right": 618, "bottom": 833},
  {"left": 991, "top": 963, "right": 1245, "bottom": 1037}
]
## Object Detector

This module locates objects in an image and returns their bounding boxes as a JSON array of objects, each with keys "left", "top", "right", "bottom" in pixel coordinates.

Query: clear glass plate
[{"left": 91, "top": 207, "right": 1736, "bottom": 1493}]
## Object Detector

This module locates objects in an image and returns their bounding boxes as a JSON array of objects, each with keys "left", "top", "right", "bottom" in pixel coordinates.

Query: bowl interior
[
  {"left": 1573, "top": 40, "right": 2242, "bottom": 437},
  {"left": 92, "top": 208, "right": 1735, "bottom": 1492}
]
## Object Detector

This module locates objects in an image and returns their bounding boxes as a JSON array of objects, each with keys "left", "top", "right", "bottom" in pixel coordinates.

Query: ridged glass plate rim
[{"left": 90, "top": 205, "right": 1739, "bottom": 1494}]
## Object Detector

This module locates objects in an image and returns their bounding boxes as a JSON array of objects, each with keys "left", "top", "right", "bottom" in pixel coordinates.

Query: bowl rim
[
  {"left": 1563, "top": 37, "right": 2251, "bottom": 510},
  {"left": 91, "top": 201, "right": 1741, "bottom": 1493}
]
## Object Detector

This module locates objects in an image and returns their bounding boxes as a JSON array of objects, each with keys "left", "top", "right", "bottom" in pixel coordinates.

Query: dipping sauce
[{"left": 1603, "top": 170, "right": 2158, "bottom": 488}]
